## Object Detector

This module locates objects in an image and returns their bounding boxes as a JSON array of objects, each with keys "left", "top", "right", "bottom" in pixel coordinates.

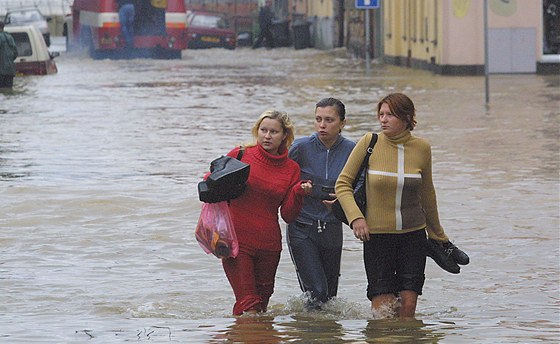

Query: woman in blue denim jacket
[{"left": 287, "top": 98, "right": 356, "bottom": 309}]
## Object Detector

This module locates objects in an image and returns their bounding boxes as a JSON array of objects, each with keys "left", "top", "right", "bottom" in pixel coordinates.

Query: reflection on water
[
  {"left": 363, "top": 318, "right": 446, "bottom": 343},
  {"left": 205, "top": 315, "right": 447, "bottom": 344},
  {"left": 0, "top": 43, "right": 558, "bottom": 343},
  {"left": 212, "top": 316, "right": 283, "bottom": 344}
]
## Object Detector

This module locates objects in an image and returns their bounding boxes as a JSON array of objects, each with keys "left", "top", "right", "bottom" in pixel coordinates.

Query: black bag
[
  {"left": 198, "top": 148, "right": 250, "bottom": 203},
  {"left": 332, "top": 133, "right": 377, "bottom": 227}
]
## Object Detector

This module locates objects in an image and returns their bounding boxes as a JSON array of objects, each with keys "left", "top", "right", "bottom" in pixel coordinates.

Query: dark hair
[
  {"left": 315, "top": 97, "right": 346, "bottom": 121},
  {"left": 0, "top": 22, "right": 4, "bottom": 30},
  {"left": 377, "top": 93, "right": 417, "bottom": 130}
]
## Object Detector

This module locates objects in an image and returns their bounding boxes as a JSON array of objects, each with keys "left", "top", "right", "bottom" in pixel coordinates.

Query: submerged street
[{"left": 0, "top": 42, "right": 559, "bottom": 342}]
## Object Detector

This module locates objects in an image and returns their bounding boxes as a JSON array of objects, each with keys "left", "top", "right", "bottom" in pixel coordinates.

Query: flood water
[{"left": 1, "top": 40, "right": 559, "bottom": 343}]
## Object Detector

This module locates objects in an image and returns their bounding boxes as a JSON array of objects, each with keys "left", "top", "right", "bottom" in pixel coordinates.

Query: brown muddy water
[{"left": 0, "top": 40, "right": 559, "bottom": 343}]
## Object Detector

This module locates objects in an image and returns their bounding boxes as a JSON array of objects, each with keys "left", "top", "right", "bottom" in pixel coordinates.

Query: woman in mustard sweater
[{"left": 335, "top": 93, "right": 465, "bottom": 319}]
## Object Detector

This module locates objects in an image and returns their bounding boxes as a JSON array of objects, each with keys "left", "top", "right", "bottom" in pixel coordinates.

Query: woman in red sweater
[{"left": 222, "top": 110, "right": 312, "bottom": 315}]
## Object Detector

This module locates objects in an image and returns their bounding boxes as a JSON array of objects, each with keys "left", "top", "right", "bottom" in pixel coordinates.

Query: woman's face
[
  {"left": 315, "top": 106, "right": 345, "bottom": 144},
  {"left": 378, "top": 103, "right": 407, "bottom": 137},
  {"left": 257, "top": 117, "right": 287, "bottom": 155}
]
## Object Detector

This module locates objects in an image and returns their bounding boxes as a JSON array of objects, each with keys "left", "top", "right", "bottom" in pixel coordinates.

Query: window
[
  {"left": 11, "top": 32, "right": 33, "bottom": 57},
  {"left": 191, "top": 14, "right": 228, "bottom": 29}
]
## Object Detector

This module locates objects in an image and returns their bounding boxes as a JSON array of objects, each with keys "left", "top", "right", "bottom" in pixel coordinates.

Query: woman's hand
[
  {"left": 350, "top": 218, "right": 370, "bottom": 241},
  {"left": 300, "top": 181, "right": 313, "bottom": 195},
  {"left": 322, "top": 198, "right": 336, "bottom": 210}
]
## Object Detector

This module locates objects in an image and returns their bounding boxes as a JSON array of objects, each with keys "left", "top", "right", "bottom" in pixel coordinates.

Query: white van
[
  {"left": 3, "top": 7, "right": 51, "bottom": 46},
  {"left": 4, "top": 25, "right": 58, "bottom": 76}
]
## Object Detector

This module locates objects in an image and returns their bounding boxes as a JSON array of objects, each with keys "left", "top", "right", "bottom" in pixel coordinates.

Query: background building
[
  {"left": 344, "top": 0, "right": 558, "bottom": 75},
  {"left": 381, "top": 0, "right": 557, "bottom": 74},
  {"left": 288, "top": 0, "right": 343, "bottom": 49},
  {"left": 1, "top": 0, "right": 557, "bottom": 74}
]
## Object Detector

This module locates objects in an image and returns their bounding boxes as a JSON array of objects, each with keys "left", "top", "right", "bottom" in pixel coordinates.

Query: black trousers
[{"left": 252, "top": 25, "right": 275, "bottom": 48}]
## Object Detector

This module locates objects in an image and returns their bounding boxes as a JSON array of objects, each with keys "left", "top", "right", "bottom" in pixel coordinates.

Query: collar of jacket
[{"left": 311, "top": 132, "right": 345, "bottom": 151}]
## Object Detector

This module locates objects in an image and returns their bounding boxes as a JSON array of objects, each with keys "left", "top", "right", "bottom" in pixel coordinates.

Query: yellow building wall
[
  {"left": 441, "top": 1, "right": 484, "bottom": 65},
  {"left": 383, "top": 0, "right": 406, "bottom": 58},
  {"left": 443, "top": 0, "right": 541, "bottom": 65},
  {"left": 383, "top": 0, "right": 543, "bottom": 68},
  {"left": 308, "top": 0, "right": 334, "bottom": 18}
]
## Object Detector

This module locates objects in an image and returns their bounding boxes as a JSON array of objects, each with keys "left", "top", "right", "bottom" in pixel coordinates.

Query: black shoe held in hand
[
  {"left": 426, "top": 239, "right": 461, "bottom": 274},
  {"left": 443, "top": 241, "right": 470, "bottom": 265}
]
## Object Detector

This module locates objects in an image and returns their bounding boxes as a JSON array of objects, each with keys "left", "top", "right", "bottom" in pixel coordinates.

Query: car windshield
[
  {"left": 190, "top": 14, "right": 228, "bottom": 29},
  {"left": 6, "top": 9, "right": 43, "bottom": 24}
]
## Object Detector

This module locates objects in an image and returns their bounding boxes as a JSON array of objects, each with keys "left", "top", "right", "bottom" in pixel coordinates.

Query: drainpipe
[
  {"left": 365, "top": 8, "right": 371, "bottom": 75},
  {"left": 484, "top": 0, "right": 490, "bottom": 105}
]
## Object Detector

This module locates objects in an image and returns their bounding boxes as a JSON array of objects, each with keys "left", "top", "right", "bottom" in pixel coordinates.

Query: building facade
[
  {"left": 20, "top": 0, "right": 556, "bottom": 74},
  {"left": 299, "top": 0, "right": 558, "bottom": 75},
  {"left": 288, "top": 0, "right": 343, "bottom": 49},
  {"left": 382, "top": 0, "right": 557, "bottom": 74}
]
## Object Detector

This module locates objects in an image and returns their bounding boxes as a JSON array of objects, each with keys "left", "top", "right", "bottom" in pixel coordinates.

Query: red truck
[{"left": 65, "top": 0, "right": 188, "bottom": 59}]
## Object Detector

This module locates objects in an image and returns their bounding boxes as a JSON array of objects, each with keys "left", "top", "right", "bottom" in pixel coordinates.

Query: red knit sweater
[{"left": 226, "top": 144, "right": 306, "bottom": 251}]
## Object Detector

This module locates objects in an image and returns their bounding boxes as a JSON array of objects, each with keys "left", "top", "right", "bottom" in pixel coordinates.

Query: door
[{"left": 488, "top": 28, "right": 537, "bottom": 73}]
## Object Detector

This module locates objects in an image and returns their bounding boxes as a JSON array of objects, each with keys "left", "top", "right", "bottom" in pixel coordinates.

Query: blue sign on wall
[{"left": 355, "top": 0, "right": 380, "bottom": 9}]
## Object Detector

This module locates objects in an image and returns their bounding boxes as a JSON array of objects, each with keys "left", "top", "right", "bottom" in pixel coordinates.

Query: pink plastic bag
[{"left": 195, "top": 201, "right": 239, "bottom": 259}]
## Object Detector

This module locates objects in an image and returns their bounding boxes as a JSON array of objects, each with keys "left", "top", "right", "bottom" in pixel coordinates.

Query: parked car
[
  {"left": 186, "top": 10, "right": 236, "bottom": 50},
  {"left": 3, "top": 7, "right": 51, "bottom": 47},
  {"left": 4, "top": 25, "right": 58, "bottom": 76}
]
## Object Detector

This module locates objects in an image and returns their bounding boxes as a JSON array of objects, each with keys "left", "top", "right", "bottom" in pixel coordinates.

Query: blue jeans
[
  {"left": 119, "top": 4, "right": 135, "bottom": 47},
  {"left": 287, "top": 221, "right": 343, "bottom": 308}
]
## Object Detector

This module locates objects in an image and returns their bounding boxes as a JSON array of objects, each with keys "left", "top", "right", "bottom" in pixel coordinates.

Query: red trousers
[{"left": 222, "top": 243, "right": 281, "bottom": 315}]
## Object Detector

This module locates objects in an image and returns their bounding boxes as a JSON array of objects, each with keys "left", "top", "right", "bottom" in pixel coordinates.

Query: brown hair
[
  {"left": 315, "top": 97, "right": 346, "bottom": 121},
  {"left": 377, "top": 93, "right": 417, "bottom": 130}
]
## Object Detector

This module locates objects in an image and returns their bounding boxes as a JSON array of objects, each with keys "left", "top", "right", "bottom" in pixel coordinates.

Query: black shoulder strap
[
  {"left": 367, "top": 133, "right": 378, "bottom": 152},
  {"left": 236, "top": 146, "right": 245, "bottom": 160},
  {"left": 359, "top": 133, "right": 377, "bottom": 171},
  {"left": 352, "top": 133, "right": 378, "bottom": 188}
]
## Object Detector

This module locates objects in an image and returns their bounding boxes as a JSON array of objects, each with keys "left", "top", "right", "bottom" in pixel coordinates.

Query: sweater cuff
[
  {"left": 427, "top": 229, "right": 449, "bottom": 242},
  {"left": 293, "top": 180, "right": 310, "bottom": 196}
]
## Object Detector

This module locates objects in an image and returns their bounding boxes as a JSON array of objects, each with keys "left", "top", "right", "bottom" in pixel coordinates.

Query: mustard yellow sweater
[{"left": 335, "top": 131, "right": 449, "bottom": 241}]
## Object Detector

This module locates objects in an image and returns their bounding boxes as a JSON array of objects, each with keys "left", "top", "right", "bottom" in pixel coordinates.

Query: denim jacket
[{"left": 289, "top": 132, "right": 355, "bottom": 224}]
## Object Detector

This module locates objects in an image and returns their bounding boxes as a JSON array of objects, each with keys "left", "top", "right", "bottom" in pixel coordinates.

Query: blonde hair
[{"left": 249, "top": 110, "right": 295, "bottom": 152}]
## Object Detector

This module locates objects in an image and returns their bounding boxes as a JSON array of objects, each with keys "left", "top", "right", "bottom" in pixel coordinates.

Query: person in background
[
  {"left": 117, "top": 0, "right": 136, "bottom": 48},
  {"left": 252, "top": 0, "right": 275, "bottom": 49},
  {"left": 0, "top": 21, "right": 18, "bottom": 89},
  {"left": 220, "top": 110, "right": 312, "bottom": 315},
  {"left": 150, "top": 0, "right": 167, "bottom": 35},
  {"left": 336, "top": 93, "right": 467, "bottom": 319},
  {"left": 286, "top": 98, "right": 356, "bottom": 310}
]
